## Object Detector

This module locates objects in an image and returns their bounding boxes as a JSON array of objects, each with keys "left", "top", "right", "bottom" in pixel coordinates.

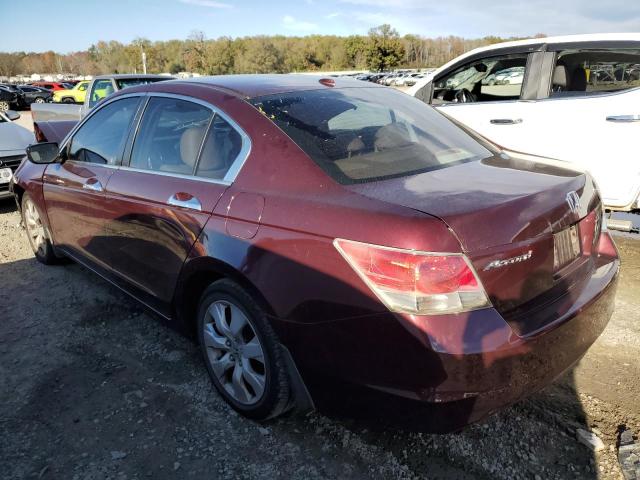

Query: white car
[
  {"left": 0, "top": 110, "right": 34, "bottom": 199},
  {"left": 408, "top": 33, "right": 640, "bottom": 212}
]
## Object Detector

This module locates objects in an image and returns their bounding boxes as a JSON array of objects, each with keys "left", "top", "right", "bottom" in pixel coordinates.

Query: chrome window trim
[
  {"left": 117, "top": 165, "right": 232, "bottom": 186},
  {"left": 58, "top": 91, "right": 251, "bottom": 185}
]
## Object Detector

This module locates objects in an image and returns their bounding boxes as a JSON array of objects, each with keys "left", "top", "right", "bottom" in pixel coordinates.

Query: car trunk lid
[{"left": 346, "top": 153, "right": 602, "bottom": 329}]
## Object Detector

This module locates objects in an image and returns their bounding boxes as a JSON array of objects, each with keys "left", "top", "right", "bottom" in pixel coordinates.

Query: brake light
[
  {"left": 596, "top": 231, "right": 618, "bottom": 258},
  {"left": 334, "top": 239, "right": 491, "bottom": 315}
]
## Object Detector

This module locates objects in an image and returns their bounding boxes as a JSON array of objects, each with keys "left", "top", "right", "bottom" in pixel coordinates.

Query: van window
[
  {"left": 433, "top": 54, "right": 529, "bottom": 103},
  {"left": 551, "top": 49, "right": 640, "bottom": 97}
]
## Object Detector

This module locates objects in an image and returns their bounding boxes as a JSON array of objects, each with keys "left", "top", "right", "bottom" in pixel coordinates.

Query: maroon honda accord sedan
[{"left": 11, "top": 75, "right": 619, "bottom": 430}]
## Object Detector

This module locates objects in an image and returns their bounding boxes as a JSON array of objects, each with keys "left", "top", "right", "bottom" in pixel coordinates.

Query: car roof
[
  {"left": 173, "top": 74, "right": 380, "bottom": 98},
  {"left": 93, "top": 74, "right": 171, "bottom": 80}
]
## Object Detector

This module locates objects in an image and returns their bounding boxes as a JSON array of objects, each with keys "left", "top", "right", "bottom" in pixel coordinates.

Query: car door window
[
  {"left": 68, "top": 97, "right": 140, "bottom": 165},
  {"left": 195, "top": 115, "right": 242, "bottom": 180},
  {"left": 551, "top": 49, "right": 640, "bottom": 97},
  {"left": 78, "top": 83, "right": 88, "bottom": 92},
  {"left": 89, "top": 79, "right": 115, "bottom": 107},
  {"left": 129, "top": 97, "right": 213, "bottom": 175},
  {"left": 434, "top": 54, "right": 529, "bottom": 103}
]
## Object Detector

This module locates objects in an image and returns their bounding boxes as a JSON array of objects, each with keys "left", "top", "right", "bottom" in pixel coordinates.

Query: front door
[{"left": 43, "top": 96, "right": 141, "bottom": 268}]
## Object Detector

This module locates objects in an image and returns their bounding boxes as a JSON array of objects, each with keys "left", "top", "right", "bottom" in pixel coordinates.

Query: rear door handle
[
  {"left": 82, "top": 178, "right": 103, "bottom": 192},
  {"left": 168, "top": 192, "right": 202, "bottom": 211},
  {"left": 606, "top": 115, "right": 640, "bottom": 123},
  {"left": 490, "top": 118, "right": 523, "bottom": 125}
]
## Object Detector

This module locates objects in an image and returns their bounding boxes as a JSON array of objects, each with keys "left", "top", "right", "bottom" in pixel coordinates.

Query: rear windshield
[
  {"left": 115, "top": 78, "right": 169, "bottom": 90},
  {"left": 251, "top": 87, "right": 491, "bottom": 184}
]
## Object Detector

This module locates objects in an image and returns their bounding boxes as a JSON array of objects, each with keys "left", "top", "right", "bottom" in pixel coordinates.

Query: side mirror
[
  {"left": 6, "top": 110, "right": 20, "bottom": 121},
  {"left": 26, "top": 142, "right": 59, "bottom": 164}
]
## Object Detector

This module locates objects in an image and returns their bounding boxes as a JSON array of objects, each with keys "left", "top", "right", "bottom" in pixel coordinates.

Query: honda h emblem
[{"left": 566, "top": 191, "right": 580, "bottom": 214}]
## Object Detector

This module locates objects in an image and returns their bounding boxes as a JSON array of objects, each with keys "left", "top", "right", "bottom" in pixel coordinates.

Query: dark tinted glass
[
  {"left": 130, "top": 97, "right": 212, "bottom": 175},
  {"left": 195, "top": 115, "right": 242, "bottom": 180},
  {"left": 116, "top": 78, "right": 169, "bottom": 90},
  {"left": 251, "top": 87, "right": 491, "bottom": 184},
  {"left": 69, "top": 97, "right": 139, "bottom": 165}
]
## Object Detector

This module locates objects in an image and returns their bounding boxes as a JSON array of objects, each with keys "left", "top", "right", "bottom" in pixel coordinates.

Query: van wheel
[
  {"left": 197, "top": 279, "right": 290, "bottom": 420},
  {"left": 21, "top": 194, "right": 59, "bottom": 265}
]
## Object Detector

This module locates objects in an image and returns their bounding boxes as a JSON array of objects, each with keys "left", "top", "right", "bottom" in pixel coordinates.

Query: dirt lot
[{"left": 0, "top": 198, "right": 638, "bottom": 480}]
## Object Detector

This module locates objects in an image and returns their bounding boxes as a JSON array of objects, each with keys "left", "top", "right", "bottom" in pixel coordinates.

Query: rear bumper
[{"left": 276, "top": 256, "right": 619, "bottom": 431}]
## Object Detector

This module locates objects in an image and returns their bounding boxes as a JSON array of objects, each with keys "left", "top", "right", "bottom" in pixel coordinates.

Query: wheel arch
[
  {"left": 173, "top": 255, "right": 277, "bottom": 336},
  {"left": 174, "top": 254, "right": 315, "bottom": 413}
]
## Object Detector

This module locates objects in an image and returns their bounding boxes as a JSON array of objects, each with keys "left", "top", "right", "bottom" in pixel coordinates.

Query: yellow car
[{"left": 52, "top": 81, "right": 90, "bottom": 104}]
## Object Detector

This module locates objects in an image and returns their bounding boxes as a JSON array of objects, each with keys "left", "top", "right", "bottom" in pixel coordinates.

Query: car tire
[
  {"left": 197, "top": 279, "right": 290, "bottom": 420},
  {"left": 21, "top": 193, "right": 60, "bottom": 265},
  {"left": 0, "top": 100, "right": 9, "bottom": 112},
  {"left": 34, "top": 97, "right": 46, "bottom": 104},
  {"left": 61, "top": 97, "right": 75, "bottom": 104}
]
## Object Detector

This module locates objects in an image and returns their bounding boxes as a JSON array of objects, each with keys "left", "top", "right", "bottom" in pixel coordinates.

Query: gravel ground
[{"left": 0, "top": 198, "right": 639, "bottom": 480}]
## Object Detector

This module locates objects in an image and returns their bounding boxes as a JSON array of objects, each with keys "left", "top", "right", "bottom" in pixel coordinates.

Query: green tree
[
  {"left": 365, "top": 24, "right": 405, "bottom": 72},
  {"left": 344, "top": 35, "right": 367, "bottom": 69},
  {"left": 235, "top": 37, "right": 283, "bottom": 74}
]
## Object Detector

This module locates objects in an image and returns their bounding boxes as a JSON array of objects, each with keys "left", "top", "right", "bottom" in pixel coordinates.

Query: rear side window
[
  {"left": 196, "top": 115, "right": 242, "bottom": 180},
  {"left": 551, "top": 49, "right": 640, "bottom": 96},
  {"left": 129, "top": 97, "right": 212, "bottom": 175},
  {"left": 251, "top": 87, "right": 491, "bottom": 184},
  {"left": 68, "top": 97, "right": 140, "bottom": 165}
]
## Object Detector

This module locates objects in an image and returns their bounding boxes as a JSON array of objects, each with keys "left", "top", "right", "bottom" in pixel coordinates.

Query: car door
[
  {"left": 103, "top": 94, "right": 248, "bottom": 315},
  {"left": 42, "top": 96, "right": 142, "bottom": 268},
  {"left": 499, "top": 46, "right": 640, "bottom": 209},
  {"left": 428, "top": 51, "right": 538, "bottom": 155}
]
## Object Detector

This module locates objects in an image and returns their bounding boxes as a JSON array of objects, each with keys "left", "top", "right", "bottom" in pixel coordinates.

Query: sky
[{"left": 1, "top": 0, "right": 640, "bottom": 53}]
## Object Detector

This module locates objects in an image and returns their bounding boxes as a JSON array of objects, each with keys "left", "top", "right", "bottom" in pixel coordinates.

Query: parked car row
[{"left": 0, "top": 83, "right": 54, "bottom": 110}]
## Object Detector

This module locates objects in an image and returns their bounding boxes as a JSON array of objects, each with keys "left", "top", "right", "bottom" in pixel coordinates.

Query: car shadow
[{"left": 0, "top": 197, "right": 17, "bottom": 213}]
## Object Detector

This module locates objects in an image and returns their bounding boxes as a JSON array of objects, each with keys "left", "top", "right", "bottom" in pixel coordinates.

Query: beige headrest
[
  {"left": 180, "top": 127, "right": 206, "bottom": 168},
  {"left": 552, "top": 65, "right": 568, "bottom": 88}
]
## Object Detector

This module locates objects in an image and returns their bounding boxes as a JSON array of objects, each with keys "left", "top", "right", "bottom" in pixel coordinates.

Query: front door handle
[
  {"left": 490, "top": 118, "right": 523, "bottom": 125},
  {"left": 168, "top": 192, "right": 202, "bottom": 211},
  {"left": 606, "top": 115, "right": 640, "bottom": 123},
  {"left": 82, "top": 178, "right": 103, "bottom": 192}
]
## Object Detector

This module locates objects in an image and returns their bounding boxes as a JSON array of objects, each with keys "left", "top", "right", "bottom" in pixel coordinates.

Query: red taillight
[
  {"left": 596, "top": 231, "right": 618, "bottom": 258},
  {"left": 334, "top": 239, "right": 490, "bottom": 315}
]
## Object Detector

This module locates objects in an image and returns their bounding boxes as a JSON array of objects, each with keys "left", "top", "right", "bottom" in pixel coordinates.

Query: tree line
[{"left": 0, "top": 25, "right": 542, "bottom": 78}]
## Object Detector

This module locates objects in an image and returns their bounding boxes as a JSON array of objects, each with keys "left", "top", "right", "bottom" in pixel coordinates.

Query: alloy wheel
[
  {"left": 0, "top": 101, "right": 9, "bottom": 112},
  {"left": 35, "top": 97, "right": 45, "bottom": 103},
  {"left": 202, "top": 300, "right": 267, "bottom": 405},
  {"left": 24, "top": 198, "right": 47, "bottom": 257}
]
